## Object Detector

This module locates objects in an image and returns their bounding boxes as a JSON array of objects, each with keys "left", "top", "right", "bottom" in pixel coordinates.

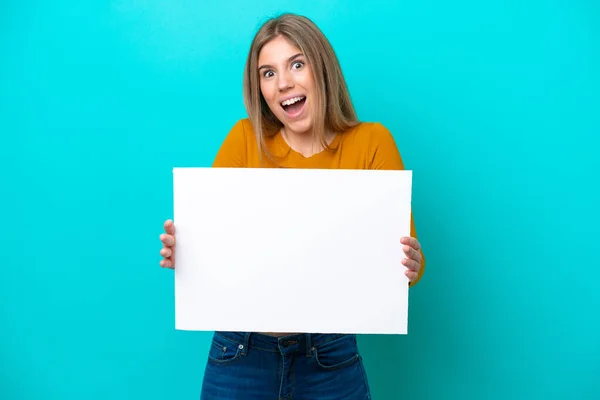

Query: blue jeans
[{"left": 200, "top": 331, "right": 372, "bottom": 400}]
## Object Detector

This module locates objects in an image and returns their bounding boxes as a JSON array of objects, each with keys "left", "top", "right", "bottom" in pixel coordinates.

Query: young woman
[{"left": 159, "top": 13, "right": 425, "bottom": 400}]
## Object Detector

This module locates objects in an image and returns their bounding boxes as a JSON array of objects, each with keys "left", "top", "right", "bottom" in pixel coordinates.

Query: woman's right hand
[{"left": 159, "top": 219, "right": 176, "bottom": 269}]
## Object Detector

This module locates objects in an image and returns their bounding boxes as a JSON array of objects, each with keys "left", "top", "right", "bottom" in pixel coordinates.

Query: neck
[{"left": 281, "top": 126, "right": 335, "bottom": 157}]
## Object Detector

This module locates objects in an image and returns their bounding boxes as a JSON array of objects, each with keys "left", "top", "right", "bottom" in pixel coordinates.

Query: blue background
[{"left": 1, "top": 1, "right": 599, "bottom": 399}]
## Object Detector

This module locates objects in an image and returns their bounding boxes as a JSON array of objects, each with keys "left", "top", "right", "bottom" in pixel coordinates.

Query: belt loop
[
  {"left": 242, "top": 332, "right": 250, "bottom": 356},
  {"left": 305, "top": 333, "right": 312, "bottom": 357}
]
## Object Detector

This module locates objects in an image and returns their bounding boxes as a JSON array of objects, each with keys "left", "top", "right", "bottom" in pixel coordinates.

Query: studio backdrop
[{"left": 1, "top": 1, "right": 598, "bottom": 399}]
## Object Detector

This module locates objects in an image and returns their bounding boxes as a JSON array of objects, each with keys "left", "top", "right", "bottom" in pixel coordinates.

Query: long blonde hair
[{"left": 243, "top": 13, "right": 359, "bottom": 163}]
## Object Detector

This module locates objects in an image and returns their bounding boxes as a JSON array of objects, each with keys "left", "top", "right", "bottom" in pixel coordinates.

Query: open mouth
[{"left": 280, "top": 96, "right": 307, "bottom": 116}]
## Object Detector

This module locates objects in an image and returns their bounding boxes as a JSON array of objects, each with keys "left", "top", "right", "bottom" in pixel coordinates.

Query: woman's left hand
[{"left": 401, "top": 236, "right": 422, "bottom": 283}]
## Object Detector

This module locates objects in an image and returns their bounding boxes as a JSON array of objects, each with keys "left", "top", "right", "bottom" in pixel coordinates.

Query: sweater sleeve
[
  {"left": 212, "top": 119, "right": 248, "bottom": 168},
  {"left": 369, "top": 123, "right": 426, "bottom": 287}
]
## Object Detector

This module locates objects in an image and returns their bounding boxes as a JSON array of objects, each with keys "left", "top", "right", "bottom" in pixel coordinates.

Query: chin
[
  {"left": 285, "top": 120, "right": 312, "bottom": 135},
  {"left": 274, "top": 112, "right": 312, "bottom": 134}
]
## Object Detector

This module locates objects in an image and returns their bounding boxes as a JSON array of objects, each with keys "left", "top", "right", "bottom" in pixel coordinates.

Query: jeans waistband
[{"left": 213, "top": 331, "right": 355, "bottom": 356}]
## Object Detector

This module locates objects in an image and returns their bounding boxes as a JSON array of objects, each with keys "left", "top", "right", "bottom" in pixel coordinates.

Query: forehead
[{"left": 258, "top": 35, "right": 302, "bottom": 65}]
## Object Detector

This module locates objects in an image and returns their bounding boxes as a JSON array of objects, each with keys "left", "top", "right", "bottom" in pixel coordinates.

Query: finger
[
  {"left": 160, "top": 233, "right": 175, "bottom": 247},
  {"left": 402, "top": 258, "right": 421, "bottom": 273},
  {"left": 400, "top": 236, "right": 421, "bottom": 251},
  {"left": 402, "top": 245, "right": 422, "bottom": 263},
  {"left": 160, "top": 247, "right": 172, "bottom": 258},
  {"left": 405, "top": 269, "right": 418, "bottom": 281},
  {"left": 164, "top": 219, "right": 176, "bottom": 235},
  {"left": 160, "top": 259, "right": 174, "bottom": 269}
]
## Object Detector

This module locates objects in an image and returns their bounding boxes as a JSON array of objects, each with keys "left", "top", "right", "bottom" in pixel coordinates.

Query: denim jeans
[{"left": 200, "top": 331, "right": 372, "bottom": 400}]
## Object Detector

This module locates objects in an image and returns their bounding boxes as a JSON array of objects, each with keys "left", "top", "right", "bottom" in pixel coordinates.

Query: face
[{"left": 258, "top": 35, "right": 315, "bottom": 136}]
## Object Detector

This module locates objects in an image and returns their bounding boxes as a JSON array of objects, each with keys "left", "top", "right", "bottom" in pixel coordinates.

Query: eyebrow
[{"left": 258, "top": 53, "right": 304, "bottom": 71}]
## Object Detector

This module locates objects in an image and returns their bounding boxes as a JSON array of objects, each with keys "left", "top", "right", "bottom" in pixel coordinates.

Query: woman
[{"left": 159, "top": 13, "right": 425, "bottom": 400}]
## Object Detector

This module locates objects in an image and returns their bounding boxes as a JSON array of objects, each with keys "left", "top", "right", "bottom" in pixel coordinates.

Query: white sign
[{"left": 173, "top": 167, "right": 412, "bottom": 334}]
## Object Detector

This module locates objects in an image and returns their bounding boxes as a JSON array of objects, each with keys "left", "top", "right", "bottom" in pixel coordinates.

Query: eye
[
  {"left": 263, "top": 70, "right": 275, "bottom": 78},
  {"left": 292, "top": 61, "right": 304, "bottom": 70}
]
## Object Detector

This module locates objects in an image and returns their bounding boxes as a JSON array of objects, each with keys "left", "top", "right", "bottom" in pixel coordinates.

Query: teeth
[{"left": 281, "top": 96, "right": 305, "bottom": 106}]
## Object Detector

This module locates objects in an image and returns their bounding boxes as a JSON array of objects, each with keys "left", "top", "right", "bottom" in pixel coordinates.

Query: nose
[{"left": 277, "top": 70, "right": 293, "bottom": 91}]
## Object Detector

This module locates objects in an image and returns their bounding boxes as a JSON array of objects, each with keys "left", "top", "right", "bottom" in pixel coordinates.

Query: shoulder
[
  {"left": 213, "top": 118, "right": 256, "bottom": 167},
  {"left": 342, "top": 121, "right": 404, "bottom": 170},
  {"left": 228, "top": 118, "right": 255, "bottom": 139},
  {"left": 342, "top": 121, "right": 399, "bottom": 147},
  {"left": 221, "top": 117, "right": 260, "bottom": 149},
  {"left": 365, "top": 121, "right": 395, "bottom": 137}
]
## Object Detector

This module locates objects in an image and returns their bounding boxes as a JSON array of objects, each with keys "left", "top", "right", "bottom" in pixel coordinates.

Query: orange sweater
[{"left": 212, "top": 118, "right": 425, "bottom": 286}]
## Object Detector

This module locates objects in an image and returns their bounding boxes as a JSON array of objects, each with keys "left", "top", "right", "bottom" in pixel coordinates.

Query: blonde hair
[{"left": 243, "top": 13, "right": 359, "bottom": 163}]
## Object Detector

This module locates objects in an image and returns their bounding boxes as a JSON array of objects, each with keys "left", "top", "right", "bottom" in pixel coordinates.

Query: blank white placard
[{"left": 172, "top": 167, "right": 412, "bottom": 334}]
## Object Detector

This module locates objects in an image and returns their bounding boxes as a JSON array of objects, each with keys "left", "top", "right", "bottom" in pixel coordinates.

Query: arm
[{"left": 368, "top": 123, "right": 426, "bottom": 287}]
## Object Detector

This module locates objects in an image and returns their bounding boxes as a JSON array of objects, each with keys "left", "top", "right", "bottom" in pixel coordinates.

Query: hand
[
  {"left": 159, "top": 219, "right": 176, "bottom": 269},
  {"left": 400, "top": 236, "right": 422, "bottom": 283}
]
